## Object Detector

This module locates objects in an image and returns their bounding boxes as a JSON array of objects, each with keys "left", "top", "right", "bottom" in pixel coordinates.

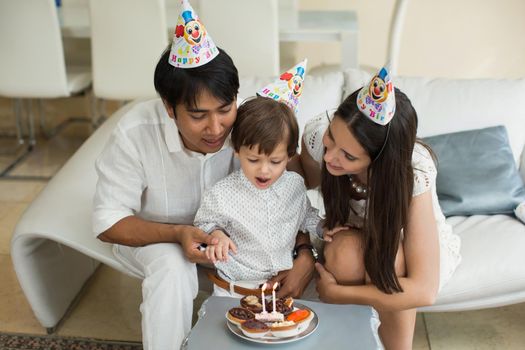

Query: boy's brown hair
[{"left": 232, "top": 97, "right": 299, "bottom": 157}]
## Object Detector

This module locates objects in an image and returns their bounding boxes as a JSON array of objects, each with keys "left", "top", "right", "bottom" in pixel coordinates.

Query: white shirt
[
  {"left": 194, "top": 169, "right": 320, "bottom": 281},
  {"left": 92, "top": 99, "right": 237, "bottom": 236},
  {"left": 303, "top": 112, "right": 461, "bottom": 289}
]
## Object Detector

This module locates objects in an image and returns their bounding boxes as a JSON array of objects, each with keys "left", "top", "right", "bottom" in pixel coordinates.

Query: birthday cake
[{"left": 225, "top": 285, "right": 315, "bottom": 340}]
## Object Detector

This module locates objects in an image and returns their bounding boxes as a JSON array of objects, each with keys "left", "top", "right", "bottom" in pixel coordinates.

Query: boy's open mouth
[{"left": 255, "top": 177, "right": 270, "bottom": 185}]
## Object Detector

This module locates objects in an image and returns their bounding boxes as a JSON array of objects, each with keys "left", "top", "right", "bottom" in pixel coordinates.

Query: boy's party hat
[
  {"left": 257, "top": 59, "right": 308, "bottom": 115},
  {"left": 357, "top": 66, "right": 396, "bottom": 125},
  {"left": 168, "top": 0, "right": 219, "bottom": 68}
]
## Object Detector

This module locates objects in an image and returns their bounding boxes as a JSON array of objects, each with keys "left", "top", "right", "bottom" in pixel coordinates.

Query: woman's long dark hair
[{"left": 321, "top": 88, "right": 418, "bottom": 294}]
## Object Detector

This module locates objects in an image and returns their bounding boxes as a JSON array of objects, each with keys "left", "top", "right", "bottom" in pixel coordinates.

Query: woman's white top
[{"left": 303, "top": 112, "right": 461, "bottom": 290}]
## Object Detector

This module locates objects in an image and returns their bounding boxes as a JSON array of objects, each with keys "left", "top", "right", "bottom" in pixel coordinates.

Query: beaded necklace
[{"left": 348, "top": 174, "right": 368, "bottom": 199}]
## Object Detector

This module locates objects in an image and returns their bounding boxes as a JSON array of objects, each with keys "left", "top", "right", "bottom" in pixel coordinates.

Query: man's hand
[
  {"left": 205, "top": 230, "right": 237, "bottom": 263},
  {"left": 179, "top": 227, "right": 218, "bottom": 264},
  {"left": 267, "top": 252, "right": 315, "bottom": 298},
  {"left": 315, "top": 262, "right": 339, "bottom": 303}
]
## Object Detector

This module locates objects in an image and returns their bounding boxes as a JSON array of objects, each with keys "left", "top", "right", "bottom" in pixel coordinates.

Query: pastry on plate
[
  {"left": 265, "top": 297, "right": 293, "bottom": 315},
  {"left": 226, "top": 307, "right": 255, "bottom": 325},
  {"left": 240, "top": 319, "right": 270, "bottom": 338},
  {"left": 286, "top": 309, "right": 314, "bottom": 332},
  {"left": 270, "top": 320, "right": 300, "bottom": 338},
  {"left": 240, "top": 295, "right": 264, "bottom": 313}
]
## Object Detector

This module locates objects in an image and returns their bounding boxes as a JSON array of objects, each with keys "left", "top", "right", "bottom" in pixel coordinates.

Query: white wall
[{"left": 298, "top": 0, "right": 525, "bottom": 79}]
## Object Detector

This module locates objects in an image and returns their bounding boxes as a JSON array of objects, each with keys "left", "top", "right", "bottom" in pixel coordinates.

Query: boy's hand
[
  {"left": 323, "top": 226, "right": 349, "bottom": 242},
  {"left": 179, "top": 226, "right": 218, "bottom": 264},
  {"left": 205, "top": 230, "right": 237, "bottom": 263}
]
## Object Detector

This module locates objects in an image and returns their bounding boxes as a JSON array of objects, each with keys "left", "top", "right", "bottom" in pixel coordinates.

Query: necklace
[{"left": 348, "top": 174, "right": 368, "bottom": 196}]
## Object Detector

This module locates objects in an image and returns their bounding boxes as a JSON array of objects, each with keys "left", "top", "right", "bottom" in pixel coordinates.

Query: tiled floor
[{"left": 1, "top": 97, "right": 525, "bottom": 348}]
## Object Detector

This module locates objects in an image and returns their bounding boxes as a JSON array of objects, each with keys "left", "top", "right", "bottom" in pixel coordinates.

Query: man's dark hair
[{"left": 154, "top": 46, "right": 239, "bottom": 112}]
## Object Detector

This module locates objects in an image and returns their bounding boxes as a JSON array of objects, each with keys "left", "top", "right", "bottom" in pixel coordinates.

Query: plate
[{"left": 226, "top": 302, "right": 319, "bottom": 345}]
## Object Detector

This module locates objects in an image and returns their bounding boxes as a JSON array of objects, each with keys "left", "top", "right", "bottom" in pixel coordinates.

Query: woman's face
[{"left": 322, "top": 115, "right": 371, "bottom": 178}]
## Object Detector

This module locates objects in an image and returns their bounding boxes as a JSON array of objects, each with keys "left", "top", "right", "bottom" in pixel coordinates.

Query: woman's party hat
[{"left": 357, "top": 66, "right": 396, "bottom": 125}]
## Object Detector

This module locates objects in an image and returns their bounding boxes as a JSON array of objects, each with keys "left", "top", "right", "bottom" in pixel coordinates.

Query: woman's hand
[
  {"left": 323, "top": 226, "right": 349, "bottom": 242},
  {"left": 205, "top": 230, "right": 237, "bottom": 263},
  {"left": 315, "top": 262, "right": 340, "bottom": 303}
]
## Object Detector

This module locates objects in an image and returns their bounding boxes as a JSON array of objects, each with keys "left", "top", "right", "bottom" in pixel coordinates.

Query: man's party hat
[{"left": 169, "top": 0, "right": 219, "bottom": 68}]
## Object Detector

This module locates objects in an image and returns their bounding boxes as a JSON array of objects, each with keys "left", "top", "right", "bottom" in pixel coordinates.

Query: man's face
[{"left": 166, "top": 91, "right": 237, "bottom": 154}]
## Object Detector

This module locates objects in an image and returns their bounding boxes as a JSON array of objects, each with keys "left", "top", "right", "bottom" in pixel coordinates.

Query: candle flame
[
  {"left": 261, "top": 283, "right": 267, "bottom": 291},
  {"left": 273, "top": 282, "right": 279, "bottom": 290}
]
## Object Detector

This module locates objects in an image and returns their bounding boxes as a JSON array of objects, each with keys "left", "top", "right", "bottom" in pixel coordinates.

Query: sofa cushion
[
  {"left": 430, "top": 215, "right": 525, "bottom": 310},
  {"left": 343, "top": 69, "right": 525, "bottom": 168},
  {"left": 240, "top": 71, "right": 344, "bottom": 144},
  {"left": 423, "top": 126, "right": 525, "bottom": 216}
]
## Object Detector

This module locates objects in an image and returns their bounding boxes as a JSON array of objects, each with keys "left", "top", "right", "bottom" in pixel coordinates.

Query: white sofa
[{"left": 11, "top": 69, "right": 525, "bottom": 332}]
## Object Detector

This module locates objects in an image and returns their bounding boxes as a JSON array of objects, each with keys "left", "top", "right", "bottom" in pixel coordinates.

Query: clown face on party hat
[
  {"left": 357, "top": 66, "right": 396, "bottom": 125},
  {"left": 257, "top": 59, "right": 307, "bottom": 115},
  {"left": 169, "top": 0, "right": 219, "bottom": 68}
]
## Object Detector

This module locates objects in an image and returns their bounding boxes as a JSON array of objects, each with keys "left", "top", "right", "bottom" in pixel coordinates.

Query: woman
[{"left": 297, "top": 68, "right": 461, "bottom": 349}]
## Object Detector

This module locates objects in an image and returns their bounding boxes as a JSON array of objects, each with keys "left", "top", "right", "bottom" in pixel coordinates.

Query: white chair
[
  {"left": 10, "top": 101, "right": 138, "bottom": 333},
  {"left": 386, "top": 0, "right": 410, "bottom": 75},
  {"left": 198, "top": 0, "right": 279, "bottom": 78},
  {"left": 89, "top": 0, "right": 168, "bottom": 121},
  {"left": 0, "top": 0, "right": 93, "bottom": 147}
]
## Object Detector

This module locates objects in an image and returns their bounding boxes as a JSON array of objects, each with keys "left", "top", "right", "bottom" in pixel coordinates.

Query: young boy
[{"left": 193, "top": 96, "right": 320, "bottom": 297}]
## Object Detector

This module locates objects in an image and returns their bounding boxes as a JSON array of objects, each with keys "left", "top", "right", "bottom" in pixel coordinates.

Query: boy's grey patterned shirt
[{"left": 194, "top": 169, "right": 320, "bottom": 281}]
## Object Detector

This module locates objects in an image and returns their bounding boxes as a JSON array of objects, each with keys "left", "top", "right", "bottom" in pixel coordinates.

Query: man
[{"left": 92, "top": 2, "right": 315, "bottom": 349}]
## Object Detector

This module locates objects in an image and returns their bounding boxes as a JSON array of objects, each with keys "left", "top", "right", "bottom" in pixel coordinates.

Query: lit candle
[
  {"left": 272, "top": 282, "right": 278, "bottom": 313},
  {"left": 261, "top": 283, "right": 267, "bottom": 314}
]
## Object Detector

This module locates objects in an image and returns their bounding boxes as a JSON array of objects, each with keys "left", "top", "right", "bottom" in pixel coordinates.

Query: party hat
[
  {"left": 357, "top": 66, "right": 396, "bottom": 125},
  {"left": 257, "top": 59, "right": 308, "bottom": 115},
  {"left": 169, "top": 0, "right": 219, "bottom": 68}
]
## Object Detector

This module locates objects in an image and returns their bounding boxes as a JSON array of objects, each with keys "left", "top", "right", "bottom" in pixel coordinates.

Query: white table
[
  {"left": 280, "top": 11, "right": 359, "bottom": 70},
  {"left": 58, "top": 6, "right": 359, "bottom": 70},
  {"left": 182, "top": 296, "right": 381, "bottom": 349}
]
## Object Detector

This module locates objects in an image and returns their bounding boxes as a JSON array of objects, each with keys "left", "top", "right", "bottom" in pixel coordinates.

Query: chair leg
[
  {"left": 25, "top": 99, "right": 36, "bottom": 147},
  {"left": 13, "top": 99, "right": 25, "bottom": 146},
  {"left": 0, "top": 99, "right": 33, "bottom": 177},
  {"left": 100, "top": 99, "right": 107, "bottom": 119},
  {"left": 46, "top": 326, "right": 57, "bottom": 335},
  {"left": 86, "top": 89, "right": 98, "bottom": 132},
  {"left": 37, "top": 95, "right": 95, "bottom": 138},
  {"left": 90, "top": 95, "right": 108, "bottom": 129},
  {"left": 37, "top": 99, "right": 54, "bottom": 139}
]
